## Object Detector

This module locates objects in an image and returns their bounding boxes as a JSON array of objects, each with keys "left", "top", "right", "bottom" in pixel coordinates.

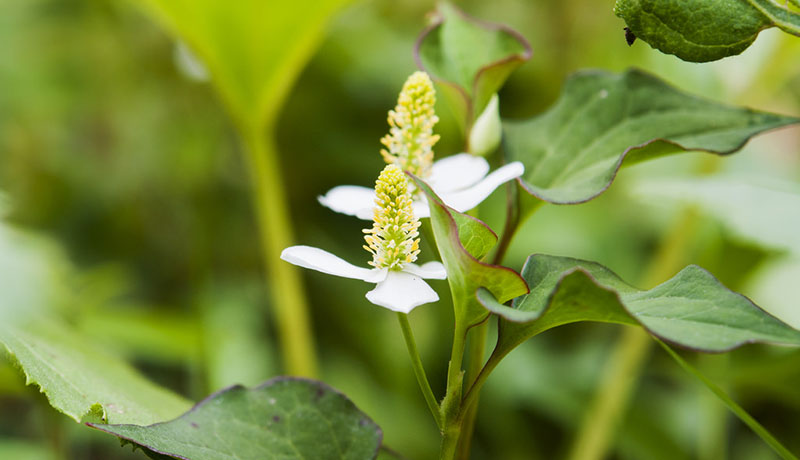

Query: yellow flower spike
[
  {"left": 364, "top": 165, "right": 421, "bottom": 270},
  {"left": 380, "top": 71, "right": 440, "bottom": 180}
]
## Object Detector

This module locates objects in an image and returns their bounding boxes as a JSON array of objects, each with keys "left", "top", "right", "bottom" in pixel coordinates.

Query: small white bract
[
  {"left": 318, "top": 71, "right": 524, "bottom": 220},
  {"left": 282, "top": 165, "right": 446, "bottom": 314}
]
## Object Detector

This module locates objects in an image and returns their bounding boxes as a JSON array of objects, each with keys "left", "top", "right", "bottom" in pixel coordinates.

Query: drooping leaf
[
  {"left": 0, "top": 222, "right": 191, "bottom": 425},
  {"left": 478, "top": 254, "right": 800, "bottom": 360},
  {"left": 91, "top": 378, "right": 383, "bottom": 460},
  {"left": 614, "top": 0, "right": 800, "bottom": 62},
  {"left": 135, "top": 0, "right": 351, "bottom": 129},
  {"left": 410, "top": 175, "right": 528, "bottom": 327},
  {"left": 415, "top": 2, "right": 531, "bottom": 130},
  {"left": 632, "top": 176, "right": 800, "bottom": 256},
  {"left": 504, "top": 69, "right": 799, "bottom": 204}
]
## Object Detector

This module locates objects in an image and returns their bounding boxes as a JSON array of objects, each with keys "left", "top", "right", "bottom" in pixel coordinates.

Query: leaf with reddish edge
[
  {"left": 415, "top": 2, "right": 531, "bottom": 132},
  {"left": 477, "top": 254, "right": 800, "bottom": 364},
  {"left": 410, "top": 174, "right": 528, "bottom": 328},
  {"left": 89, "top": 377, "right": 382, "bottom": 460}
]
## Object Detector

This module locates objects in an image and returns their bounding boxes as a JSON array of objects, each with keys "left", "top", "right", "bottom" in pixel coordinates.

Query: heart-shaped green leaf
[
  {"left": 479, "top": 254, "right": 800, "bottom": 360},
  {"left": 410, "top": 175, "right": 528, "bottom": 327},
  {"left": 91, "top": 378, "right": 382, "bottom": 460},
  {"left": 136, "top": 0, "right": 350, "bottom": 129},
  {"left": 504, "top": 69, "right": 800, "bottom": 204},
  {"left": 615, "top": 0, "right": 800, "bottom": 62},
  {"left": 415, "top": 2, "right": 531, "bottom": 129},
  {"left": 0, "top": 223, "right": 191, "bottom": 425}
]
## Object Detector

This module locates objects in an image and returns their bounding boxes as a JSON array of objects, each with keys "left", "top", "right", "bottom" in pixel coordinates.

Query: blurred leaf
[
  {"left": 0, "top": 319, "right": 191, "bottom": 425},
  {"left": 745, "top": 257, "right": 800, "bottom": 329},
  {"left": 0, "top": 220, "right": 191, "bottom": 425},
  {"left": 91, "top": 378, "right": 382, "bottom": 460},
  {"left": 135, "top": 0, "right": 351, "bottom": 129},
  {"left": 415, "top": 2, "right": 531, "bottom": 128},
  {"left": 504, "top": 69, "right": 799, "bottom": 204},
  {"left": 0, "top": 440, "right": 57, "bottom": 460},
  {"left": 658, "top": 341, "right": 798, "bottom": 460},
  {"left": 478, "top": 254, "right": 800, "bottom": 359},
  {"left": 632, "top": 176, "right": 800, "bottom": 256},
  {"left": 614, "top": 0, "right": 800, "bottom": 62},
  {"left": 411, "top": 175, "right": 528, "bottom": 327}
]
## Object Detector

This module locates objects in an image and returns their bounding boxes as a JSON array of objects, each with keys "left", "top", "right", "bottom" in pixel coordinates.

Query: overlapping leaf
[
  {"left": 415, "top": 2, "right": 531, "bottom": 129},
  {"left": 478, "top": 254, "right": 800, "bottom": 360},
  {"left": 504, "top": 69, "right": 799, "bottom": 204},
  {"left": 410, "top": 175, "right": 528, "bottom": 327},
  {"left": 615, "top": 0, "right": 800, "bottom": 62},
  {"left": 91, "top": 378, "right": 382, "bottom": 460}
]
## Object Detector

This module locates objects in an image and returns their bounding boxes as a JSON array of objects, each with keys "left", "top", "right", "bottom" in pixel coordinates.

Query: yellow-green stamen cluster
[
  {"left": 363, "top": 165, "right": 421, "bottom": 270},
  {"left": 380, "top": 71, "right": 440, "bottom": 179}
]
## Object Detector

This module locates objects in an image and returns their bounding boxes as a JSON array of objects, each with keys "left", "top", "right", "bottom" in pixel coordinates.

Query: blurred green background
[{"left": 1, "top": 0, "right": 799, "bottom": 459}]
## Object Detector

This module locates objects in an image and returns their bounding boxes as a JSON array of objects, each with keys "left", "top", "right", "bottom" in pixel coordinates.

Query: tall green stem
[
  {"left": 455, "top": 321, "right": 488, "bottom": 459},
  {"left": 440, "top": 321, "right": 468, "bottom": 460},
  {"left": 242, "top": 129, "right": 317, "bottom": 377},
  {"left": 396, "top": 312, "right": 442, "bottom": 430}
]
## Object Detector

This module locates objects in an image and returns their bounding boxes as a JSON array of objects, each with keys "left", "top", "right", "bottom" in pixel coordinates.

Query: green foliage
[
  {"left": 411, "top": 175, "right": 528, "bottom": 327},
  {"left": 136, "top": 0, "right": 351, "bottom": 129},
  {"left": 504, "top": 69, "right": 799, "bottom": 204},
  {"left": 91, "top": 378, "right": 382, "bottom": 460},
  {"left": 614, "top": 0, "right": 800, "bottom": 62},
  {"left": 479, "top": 254, "right": 800, "bottom": 358},
  {"left": 415, "top": 2, "right": 531, "bottom": 130}
]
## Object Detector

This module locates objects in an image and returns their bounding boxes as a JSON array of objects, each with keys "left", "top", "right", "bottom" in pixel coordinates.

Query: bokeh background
[{"left": 1, "top": 0, "right": 799, "bottom": 459}]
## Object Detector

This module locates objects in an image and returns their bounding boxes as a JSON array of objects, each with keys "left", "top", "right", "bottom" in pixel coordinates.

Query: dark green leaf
[
  {"left": 411, "top": 175, "right": 528, "bottom": 327},
  {"left": 479, "top": 254, "right": 800, "bottom": 359},
  {"left": 415, "top": 2, "right": 531, "bottom": 128},
  {"left": 91, "top": 378, "right": 383, "bottom": 460},
  {"left": 504, "top": 69, "right": 799, "bottom": 204},
  {"left": 614, "top": 0, "right": 800, "bottom": 62}
]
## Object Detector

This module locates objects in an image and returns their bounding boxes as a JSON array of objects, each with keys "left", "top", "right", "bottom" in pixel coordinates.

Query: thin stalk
[
  {"left": 461, "top": 344, "right": 505, "bottom": 421},
  {"left": 242, "top": 130, "right": 317, "bottom": 377},
  {"left": 455, "top": 321, "right": 489, "bottom": 460},
  {"left": 396, "top": 312, "right": 442, "bottom": 430}
]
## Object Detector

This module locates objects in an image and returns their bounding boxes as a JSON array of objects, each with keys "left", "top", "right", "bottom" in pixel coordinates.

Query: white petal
[
  {"left": 442, "top": 162, "right": 525, "bottom": 213},
  {"left": 429, "top": 153, "right": 490, "bottom": 193},
  {"left": 318, "top": 185, "right": 375, "bottom": 220},
  {"left": 412, "top": 197, "right": 431, "bottom": 219},
  {"left": 365, "top": 271, "right": 439, "bottom": 313},
  {"left": 404, "top": 261, "right": 447, "bottom": 279},
  {"left": 280, "top": 245, "right": 379, "bottom": 281}
]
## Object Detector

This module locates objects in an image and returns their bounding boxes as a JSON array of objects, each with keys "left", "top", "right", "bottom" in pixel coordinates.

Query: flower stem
[
  {"left": 396, "top": 312, "right": 442, "bottom": 430},
  {"left": 440, "top": 321, "right": 468, "bottom": 460},
  {"left": 242, "top": 130, "right": 317, "bottom": 377},
  {"left": 455, "top": 321, "right": 488, "bottom": 460}
]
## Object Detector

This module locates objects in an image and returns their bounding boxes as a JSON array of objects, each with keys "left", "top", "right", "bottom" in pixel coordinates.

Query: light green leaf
[
  {"left": 504, "top": 69, "right": 799, "bottom": 204},
  {"left": 91, "top": 378, "right": 383, "bottom": 460},
  {"left": 135, "top": 0, "right": 351, "bottom": 129},
  {"left": 632, "top": 176, "right": 800, "bottom": 256},
  {"left": 415, "top": 2, "right": 531, "bottom": 130},
  {"left": 479, "top": 254, "right": 800, "bottom": 359},
  {"left": 0, "top": 222, "right": 191, "bottom": 425},
  {"left": 411, "top": 175, "right": 528, "bottom": 327},
  {"left": 614, "top": 0, "right": 800, "bottom": 63}
]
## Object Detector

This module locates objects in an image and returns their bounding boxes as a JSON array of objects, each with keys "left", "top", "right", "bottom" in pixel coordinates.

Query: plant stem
[
  {"left": 440, "top": 321, "right": 468, "bottom": 460},
  {"left": 242, "top": 130, "right": 317, "bottom": 377},
  {"left": 455, "top": 322, "right": 488, "bottom": 460},
  {"left": 396, "top": 312, "right": 442, "bottom": 430}
]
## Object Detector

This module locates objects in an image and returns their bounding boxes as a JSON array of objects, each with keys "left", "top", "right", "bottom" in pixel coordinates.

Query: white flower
[
  {"left": 280, "top": 246, "right": 446, "bottom": 313},
  {"left": 318, "top": 153, "right": 524, "bottom": 219},
  {"left": 282, "top": 164, "right": 446, "bottom": 313}
]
